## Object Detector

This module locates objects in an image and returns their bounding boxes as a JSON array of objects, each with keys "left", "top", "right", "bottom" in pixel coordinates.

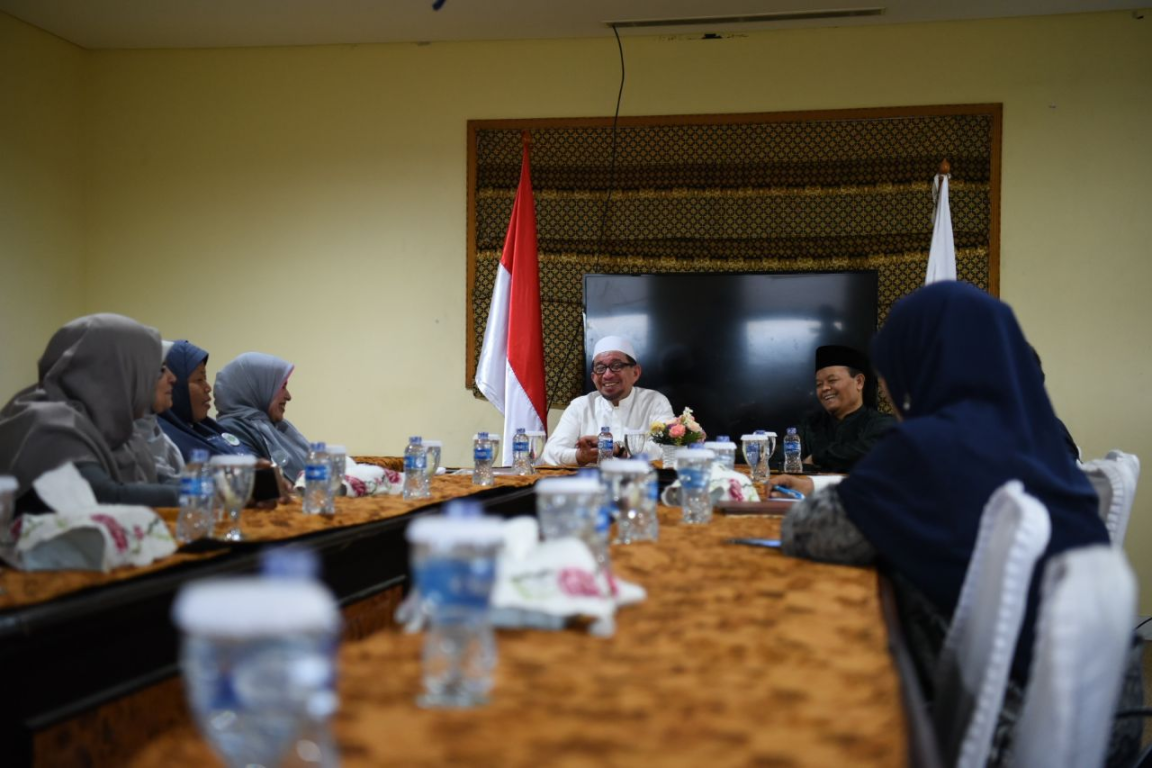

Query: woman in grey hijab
[
  {"left": 131, "top": 340, "right": 185, "bottom": 481},
  {"left": 214, "top": 352, "right": 312, "bottom": 480},
  {"left": 0, "top": 314, "right": 181, "bottom": 509}
]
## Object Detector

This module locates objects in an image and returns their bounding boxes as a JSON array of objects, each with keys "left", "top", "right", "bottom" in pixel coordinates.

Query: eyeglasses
[{"left": 592, "top": 362, "right": 635, "bottom": 375}]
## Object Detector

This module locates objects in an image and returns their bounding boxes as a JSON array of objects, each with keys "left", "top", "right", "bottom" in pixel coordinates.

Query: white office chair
[
  {"left": 1080, "top": 450, "right": 1141, "bottom": 546},
  {"left": 1011, "top": 545, "right": 1137, "bottom": 768},
  {"left": 932, "top": 480, "right": 1052, "bottom": 768}
]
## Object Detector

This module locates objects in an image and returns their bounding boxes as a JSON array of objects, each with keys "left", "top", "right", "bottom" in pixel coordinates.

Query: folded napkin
[
  {"left": 661, "top": 461, "right": 761, "bottom": 506},
  {"left": 292, "top": 457, "right": 403, "bottom": 497},
  {"left": 396, "top": 517, "right": 646, "bottom": 638},
  {"left": 0, "top": 464, "right": 176, "bottom": 572}
]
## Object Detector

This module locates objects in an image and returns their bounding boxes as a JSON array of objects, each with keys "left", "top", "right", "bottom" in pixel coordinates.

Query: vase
[{"left": 662, "top": 444, "right": 679, "bottom": 471}]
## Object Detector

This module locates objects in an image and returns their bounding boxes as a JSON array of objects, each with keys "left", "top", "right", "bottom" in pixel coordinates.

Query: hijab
[
  {"left": 213, "top": 352, "right": 311, "bottom": 478},
  {"left": 158, "top": 340, "right": 250, "bottom": 460},
  {"left": 836, "top": 282, "right": 1105, "bottom": 674},
  {"left": 0, "top": 314, "right": 162, "bottom": 494}
]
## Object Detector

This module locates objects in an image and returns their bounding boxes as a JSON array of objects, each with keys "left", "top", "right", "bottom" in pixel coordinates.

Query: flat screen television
[{"left": 583, "top": 272, "right": 879, "bottom": 456}]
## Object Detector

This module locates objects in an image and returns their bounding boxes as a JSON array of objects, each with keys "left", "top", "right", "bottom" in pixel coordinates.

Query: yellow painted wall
[
  {"left": 0, "top": 15, "right": 86, "bottom": 398},
  {"left": 2, "top": 10, "right": 1150, "bottom": 610}
]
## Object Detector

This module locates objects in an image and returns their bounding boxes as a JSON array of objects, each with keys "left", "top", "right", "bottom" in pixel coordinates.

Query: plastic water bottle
[
  {"left": 303, "top": 443, "right": 330, "bottom": 514},
  {"left": 641, "top": 454, "right": 660, "bottom": 525},
  {"left": 403, "top": 436, "right": 428, "bottom": 499},
  {"left": 473, "top": 432, "right": 494, "bottom": 487},
  {"left": 176, "top": 448, "right": 214, "bottom": 542},
  {"left": 511, "top": 428, "right": 532, "bottom": 476},
  {"left": 597, "top": 426, "right": 613, "bottom": 465},
  {"left": 783, "top": 427, "right": 803, "bottom": 474}
]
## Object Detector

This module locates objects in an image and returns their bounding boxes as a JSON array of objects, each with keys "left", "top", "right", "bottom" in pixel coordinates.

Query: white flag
[{"left": 926, "top": 174, "right": 957, "bottom": 284}]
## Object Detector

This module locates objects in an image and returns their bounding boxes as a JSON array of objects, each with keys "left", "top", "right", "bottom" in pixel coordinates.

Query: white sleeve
[{"left": 542, "top": 401, "right": 583, "bottom": 466}]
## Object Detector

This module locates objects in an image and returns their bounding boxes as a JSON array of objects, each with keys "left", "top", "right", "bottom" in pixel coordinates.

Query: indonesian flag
[
  {"left": 474, "top": 133, "right": 548, "bottom": 464},
  {"left": 925, "top": 168, "right": 957, "bottom": 284}
]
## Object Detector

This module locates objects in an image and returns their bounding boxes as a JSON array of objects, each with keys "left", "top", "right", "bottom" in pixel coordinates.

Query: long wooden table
[{"left": 125, "top": 507, "right": 915, "bottom": 767}]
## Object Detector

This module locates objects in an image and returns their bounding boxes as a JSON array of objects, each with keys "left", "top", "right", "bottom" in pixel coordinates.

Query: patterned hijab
[
  {"left": 213, "top": 352, "right": 311, "bottom": 478},
  {"left": 0, "top": 314, "right": 162, "bottom": 494},
  {"left": 158, "top": 340, "right": 250, "bottom": 460},
  {"left": 836, "top": 282, "right": 1105, "bottom": 674}
]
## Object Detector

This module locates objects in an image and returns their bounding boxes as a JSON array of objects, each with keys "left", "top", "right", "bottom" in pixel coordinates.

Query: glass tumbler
[
  {"left": 173, "top": 578, "right": 341, "bottom": 768},
  {"left": 741, "top": 434, "right": 769, "bottom": 485},
  {"left": 676, "top": 448, "right": 715, "bottom": 525},
  {"left": 406, "top": 514, "right": 504, "bottom": 708},
  {"left": 525, "top": 431, "right": 547, "bottom": 466},
  {"left": 210, "top": 455, "right": 257, "bottom": 542},
  {"left": 324, "top": 445, "right": 347, "bottom": 514},
  {"left": 600, "top": 459, "right": 656, "bottom": 544}
]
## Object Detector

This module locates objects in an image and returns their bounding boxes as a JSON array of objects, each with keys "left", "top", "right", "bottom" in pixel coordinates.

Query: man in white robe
[{"left": 541, "top": 336, "right": 674, "bottom": 466}]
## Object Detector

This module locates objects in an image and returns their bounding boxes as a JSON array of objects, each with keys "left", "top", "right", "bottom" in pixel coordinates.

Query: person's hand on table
[
  {"left": 771, "top": 474, "right": 814, "bottom": 497},
  {"left": 574, "top": 435, "right": 599, "bottom": 466}
]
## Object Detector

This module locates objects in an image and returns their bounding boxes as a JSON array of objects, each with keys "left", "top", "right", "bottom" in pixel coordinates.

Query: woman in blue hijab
[
  {"left": 779, "top": 282, "right": 1138, "bottom": 765},
  {"left": 158, "top": 341, "right": 252, "bottom": 460}
]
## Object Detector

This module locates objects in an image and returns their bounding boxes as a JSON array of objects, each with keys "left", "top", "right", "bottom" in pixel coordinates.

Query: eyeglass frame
[{"left": 591, "top": 361, "right": 636, "bottom": 376}]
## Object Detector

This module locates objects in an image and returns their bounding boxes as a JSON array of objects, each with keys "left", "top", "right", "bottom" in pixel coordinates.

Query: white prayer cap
[{"left": 593, "top": 335, "right": 637, "bottom": 361}]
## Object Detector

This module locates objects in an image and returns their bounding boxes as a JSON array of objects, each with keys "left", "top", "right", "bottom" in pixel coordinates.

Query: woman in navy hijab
[
  {"left": 779, "top": 282, "right": 1138, "bottom": 765},
  {"left": 159, "top": 340, "right": 251, "bottom": 460}
]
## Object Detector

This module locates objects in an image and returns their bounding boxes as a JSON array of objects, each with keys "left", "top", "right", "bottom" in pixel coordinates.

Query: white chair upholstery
[
  {"left": 1080, "top": 450, "right": 1141, "bottom": 546},
  {"left": 932, "top": 480, "right": 1052, "bottom": 768},
  {"left": 1011, "top": 545, "right": 1137, "bottom": 768}
]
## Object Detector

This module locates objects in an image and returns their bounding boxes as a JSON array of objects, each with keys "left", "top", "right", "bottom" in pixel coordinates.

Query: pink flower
[
  {"left": 348, "top": 476, "right": 368, "bottom": 496},
  {"left": 91, "top": 513, "right": 129, "bottom": 552},
  {"left": 669, "top": 424, "right": 686, "bottom": 438},
  {"left": 728, "top": 478, "right": 745, "bottom": 502},
  {"left": 557, "top": 567, "right": 601, "bottom": 597}
]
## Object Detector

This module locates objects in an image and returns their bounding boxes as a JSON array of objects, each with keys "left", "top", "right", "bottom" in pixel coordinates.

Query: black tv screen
[{"left": 583, "top": 272, "right": 879, "bottom": 453}]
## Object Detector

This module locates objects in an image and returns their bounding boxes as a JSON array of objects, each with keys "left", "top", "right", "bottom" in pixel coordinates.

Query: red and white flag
[
  {"left": 925, "top": 168, "right": 957, "bottom": 284},
  {"left": 475, "top": 132, "right": 548, "bottom": 464}
]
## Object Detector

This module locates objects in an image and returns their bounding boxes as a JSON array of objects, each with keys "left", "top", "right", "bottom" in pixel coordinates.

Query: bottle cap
[
  {"left": 477, "top": 431, "right": 489, "bottom": 440},
  {"left": 408, "top": 436, "right": 422, "bottom": 444},
  {"left": 787, "top": 427, "right": 798, "bottom": 435},
  {"left": 716, "top": 435, "right": 730, "bottom": 442},
  {"left": 173, "top": 578, "right": 339, "bottom": 638},
  {"left": 311, "top": 441, "right": 327, "bottom": 451},
  {"left": 535, "top": 477, "right": 603, "bottom": 495},
  {"left": 260, "top": 546, "right": 321, "bottom": 580},
  {"left": 208, "top": 454, "right": 258, "bottom": 467},
  {"left": 444, "top": 500, "right": 484, "bottom": 518},
  {"left": 515, "top": 427, "right": 526, "bottom": 434}
]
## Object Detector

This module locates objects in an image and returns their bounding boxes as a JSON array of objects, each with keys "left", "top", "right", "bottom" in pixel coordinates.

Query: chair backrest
[
  {"left": 932, "top": 480, "right": 1052, "bottom": 768},
  {"left": 1011, "top": 545, "right": 1137, "bottom": 768},
  {"left": 1080, "top": 450, "right": 1141, "bottom": 546}
]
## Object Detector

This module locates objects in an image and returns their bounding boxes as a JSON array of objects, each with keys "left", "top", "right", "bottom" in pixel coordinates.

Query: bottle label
[
  {"left": 405, "top": 454, "right": 426, "bottom": 471},
  {"left": 679, "top": 467, "right": 708, "bottom": 490},
  {"left": 305, "top": 464, "right": 330, "bottom": 481},
  {"left": 513, "top": 436, "right": 528, "bottom": 451},
  {"left": 179, "top": 476, "right": 201, "bottom": 497},
  {"left": 746, "top": 443, "right": 760, "bottom": 463},
  {"left": 598, "top": 436, "right": 613, "bottom": 451},
  {"left": 474, "top": 445, "right": 492, "bottom": 462}
]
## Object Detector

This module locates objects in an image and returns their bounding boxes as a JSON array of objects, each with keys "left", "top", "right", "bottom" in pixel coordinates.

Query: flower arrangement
[{"left": 649, "top": 407, "right": 706, "bottom": 446}]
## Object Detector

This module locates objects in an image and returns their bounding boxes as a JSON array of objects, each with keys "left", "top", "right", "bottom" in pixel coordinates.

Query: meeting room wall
[
  {"left": 0, "top": 14, "right": 86, "bottom": 401},
  {"left": 1, "top": 10, "right": 1150, "bottom": 612}
]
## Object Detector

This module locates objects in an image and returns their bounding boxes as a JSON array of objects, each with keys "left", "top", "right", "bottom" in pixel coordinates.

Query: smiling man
[
  {"left": 796, "top": 344, "right": 894, "bottom": 473},
  {"left": 541, "top": 336, "right": 674, "bottom": 466}
]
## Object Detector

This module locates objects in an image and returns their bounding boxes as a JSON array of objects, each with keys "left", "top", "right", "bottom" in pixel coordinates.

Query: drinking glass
[
  {"left": 407, "top": 515, "right": 504, "bottom": 708},
  {"left": 676, "top": 448, "right": 715, "bottom": 525},
  {"left": 174, "top": 578, "right": 341, "bottom": 768},
  {"left": 601, "top": 459, "right": 656, "bottom": 544},
  {"left": 525, "top": 431, "right": 547, "bottom": 466},
  {"left": 623, "top": 429, "right": 649, "bottom": 459},
  {"left": 423, "top": 440, "right": 443, "bottom": 480},
  {"left": 740, "top": 434, "right": 769, "bottom": 485},
  {"left": 325, "top": 445, "right": 346, "bottom": 514},
  {"left": 763, "top": 432, "right": 778, "bottom": 475},
  {"left": 210, "top": 455, "right": 257, "bottom": 542}
]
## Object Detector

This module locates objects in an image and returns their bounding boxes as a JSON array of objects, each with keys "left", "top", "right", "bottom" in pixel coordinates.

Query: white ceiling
[{"left": 0, "top": 0, "right": 1143, "bottom": 50}]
